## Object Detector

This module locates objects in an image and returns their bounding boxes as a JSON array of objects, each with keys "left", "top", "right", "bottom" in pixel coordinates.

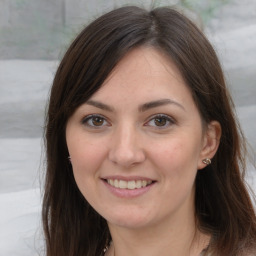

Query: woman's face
[{"left": 66, "top": 47, "right": 211, "bottom": 230}]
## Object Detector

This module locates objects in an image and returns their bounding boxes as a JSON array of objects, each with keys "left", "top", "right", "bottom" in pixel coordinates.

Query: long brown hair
[{"left": 43, "top": 6, "right": 256, "bottom": 256}]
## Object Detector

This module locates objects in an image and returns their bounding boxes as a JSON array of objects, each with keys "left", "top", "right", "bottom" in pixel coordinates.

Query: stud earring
[
  {"left": 202, "top": 158, "right": 211, "bottom": 165},
  {"left": 68, "top": 156, "right": 71, "bottom": 162}
]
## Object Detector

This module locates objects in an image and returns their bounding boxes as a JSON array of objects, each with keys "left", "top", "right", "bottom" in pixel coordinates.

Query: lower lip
[{"left": 102, "top": 180, "right": 155, "bottom": 198}]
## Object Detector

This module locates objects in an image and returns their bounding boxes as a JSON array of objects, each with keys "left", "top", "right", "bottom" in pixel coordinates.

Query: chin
[{"left": 105, "top": 210, "right": 154, "bottom": 230}]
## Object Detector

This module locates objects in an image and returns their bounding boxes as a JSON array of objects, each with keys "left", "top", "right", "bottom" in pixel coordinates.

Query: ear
[{"left": 197, "top": 121, "right": 221, "bottom": 170}]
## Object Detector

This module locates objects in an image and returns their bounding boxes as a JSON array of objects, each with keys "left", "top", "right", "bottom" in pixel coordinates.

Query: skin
[{"left": 66, "top": 47, "right": 221, "bottom": 256}]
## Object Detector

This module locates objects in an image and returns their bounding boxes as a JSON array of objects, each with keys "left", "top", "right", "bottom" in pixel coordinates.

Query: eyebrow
[
  {"left": 139, "top": 99, "right": 185, "bottom": 112},
  {"left": 85, "top": 98, "right": 185, "bottom": 112},
  {"left": 86, "top": 100, "right": 114, "bottom": 112}
]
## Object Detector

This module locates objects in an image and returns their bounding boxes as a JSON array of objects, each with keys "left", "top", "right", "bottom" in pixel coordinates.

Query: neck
[{"left": 107, "top": 211, "right": 210, "bottom": 256}]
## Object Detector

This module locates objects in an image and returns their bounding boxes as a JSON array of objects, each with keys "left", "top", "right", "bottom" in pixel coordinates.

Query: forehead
[
  {"left": 89, "top": 47, "right": 194, "bottom": 106},
  {"left": 106, "top": 47, "right": 184, "bottom": 86}
]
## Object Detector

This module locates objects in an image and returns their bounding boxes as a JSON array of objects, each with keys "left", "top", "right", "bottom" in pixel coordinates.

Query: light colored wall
[
  {"left": 0, "top": 0, "right": 255, "bottom": 105},
  {"left": 0, "top": 0, "right": 65, "bottom": 59},
  {"left": 0, "top": 0, "right": 156, "bottom": 59},
  {"left": 1, "top": 0, "right": 248, "bottom": 60},
  {"left": 0, "top": 0, "right": 255, "bottom": 107}
]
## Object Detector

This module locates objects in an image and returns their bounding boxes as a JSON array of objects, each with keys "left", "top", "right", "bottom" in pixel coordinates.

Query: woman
[{"left": 43, "top": 6, "right": 256, "bottom": 256}]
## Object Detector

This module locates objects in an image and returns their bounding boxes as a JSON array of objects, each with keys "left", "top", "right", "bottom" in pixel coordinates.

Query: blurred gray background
[
  {"left": 0, "top": 0, "right": 255, "bottom": 136},
  {"left": 0, "top": 0, "right": 255, "bottom": 255}
]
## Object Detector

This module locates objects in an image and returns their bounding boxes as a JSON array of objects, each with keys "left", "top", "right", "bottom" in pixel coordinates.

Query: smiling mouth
[{"left": 105, "top": 179, "right": 154, "bottom": 190}]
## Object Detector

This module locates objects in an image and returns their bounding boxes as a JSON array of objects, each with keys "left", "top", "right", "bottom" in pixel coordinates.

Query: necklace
[{"left": 104, "top": 246, "right": 209, "bottom": 256}]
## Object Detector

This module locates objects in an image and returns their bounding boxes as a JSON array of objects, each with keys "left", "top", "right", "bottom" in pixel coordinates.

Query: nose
[{"left": 108, "top": 124, "right": 146, "bottom": 168}]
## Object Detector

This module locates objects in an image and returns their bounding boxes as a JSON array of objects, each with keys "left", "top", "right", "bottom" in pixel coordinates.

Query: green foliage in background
[
  {"left": 153, "top": 0, "right": 230, "bottom": 24},
  {"left": 181, "top": 0, "right": 230, "bottom": 24},
  {"left": 0, "top": 0, "right": 231, "bottom": 59}
]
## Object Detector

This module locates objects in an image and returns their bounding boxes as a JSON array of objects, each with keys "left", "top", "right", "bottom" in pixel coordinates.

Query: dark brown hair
[{"left": 43, "top": 6, "right": 256, "bottom": 256}]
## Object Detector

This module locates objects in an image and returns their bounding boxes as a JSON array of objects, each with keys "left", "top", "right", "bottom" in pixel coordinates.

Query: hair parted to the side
[{"left": 43, "top": 6, "right": 256, "bottom": 256}]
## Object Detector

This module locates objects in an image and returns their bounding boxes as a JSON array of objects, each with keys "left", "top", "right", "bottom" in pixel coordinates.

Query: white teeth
[
  {"left": 106, "top": 179, "right": 153, "bottom": 189},
  {"left": 119, "top": 180, "right": 127, "bottom": 189},
  {"left": 127, "top": 180, "right": 136, "bottom": 190},
  {"left": 136, "top": 180, "right": 142, "bottom": 189}
]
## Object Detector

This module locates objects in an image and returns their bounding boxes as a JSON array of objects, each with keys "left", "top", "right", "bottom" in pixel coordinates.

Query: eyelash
[
  {"left": 81, "top": 114, "right": 175, "bottom": 130},
  {"left": 81, "top": 114, "right": 110, "bottom": 128},
  {"left": 145, "top": 114, "right": 176, "bottom": 129}
]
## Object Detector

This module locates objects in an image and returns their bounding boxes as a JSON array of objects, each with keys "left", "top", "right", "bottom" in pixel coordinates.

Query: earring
[
  {"left": 202, "top": 158, "right": 211, "bottom": 165},
  {"left": 68, "top": 156, "right": 71, "bottom": 162}
]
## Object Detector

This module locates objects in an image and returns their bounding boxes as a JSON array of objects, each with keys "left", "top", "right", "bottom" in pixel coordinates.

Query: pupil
[
  {"left": 92, "top": 117, "right": 103, "bottom": 126},
  {"left": 155, "top": 117, "right": 166, "bottom": 126}
]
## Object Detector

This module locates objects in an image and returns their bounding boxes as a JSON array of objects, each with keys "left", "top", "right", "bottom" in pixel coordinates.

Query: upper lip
[{"left": 101, "top": 175, "right": 156, "bottom": 182}]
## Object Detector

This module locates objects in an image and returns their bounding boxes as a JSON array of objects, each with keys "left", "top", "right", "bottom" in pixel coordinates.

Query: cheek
[
  {"left": 69, "top": 142, "right": 104, "bottom": 203},
  {"left": 68, "top": 139, "right": 107, "bottom": 189},
  {"left": 69, "top": 137, "right": 106, "bottom": 168},
  {"left": 151, "top": 137, "right": 201, "bottom": 176}
]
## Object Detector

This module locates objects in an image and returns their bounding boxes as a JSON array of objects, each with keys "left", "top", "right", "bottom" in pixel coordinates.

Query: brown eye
[
  {"left": 92, "top": 116, "right": 104, "bottom": 126},
  {"left": 82, "top": 115, "right": 109, "bottom": 128},
  {"left": 154, "top": 117, "right": 167, "bottom": 126},
  {"left": 145, "top": 114, "right": 175, "bottom": 129}
]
